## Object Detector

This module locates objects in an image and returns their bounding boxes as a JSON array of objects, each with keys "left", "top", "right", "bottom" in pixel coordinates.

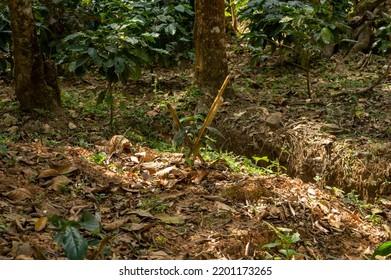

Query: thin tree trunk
[
  {"left": 194, "top": 0, "right": 228, "bottom": 111},
  {"left": 7, "top": 0, "right": 62, "bottom": 113}
]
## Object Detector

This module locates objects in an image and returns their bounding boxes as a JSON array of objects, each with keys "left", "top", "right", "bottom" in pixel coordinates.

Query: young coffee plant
[
  {"left": 263, "top": 221, "right": 303, "bottom": 260},
  {"left": 239, "top": 0, "right": 350, "bottom": 96},
  {"left": 49, "top": 210, "right": 101, "bottom": 260}
]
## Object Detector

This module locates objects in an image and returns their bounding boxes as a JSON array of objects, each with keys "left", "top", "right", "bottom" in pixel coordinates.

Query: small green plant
[
  {"left": 89, "top": 152, "right": 107, "bottom": 165},
  {"left": 371, "top": 241, "right": 391, "bottom": 260},
  {"left": 263, "top": 221, "right": 302, "bottom": 260},
  {"left": 252, "top": 155, "right": 287, "bottom": 175},
  {"left": 0, "top": 144, "right": 8, "bottom": 156},
  {"left": 49, "top": 210, "right": 100, "bottom": 260}
]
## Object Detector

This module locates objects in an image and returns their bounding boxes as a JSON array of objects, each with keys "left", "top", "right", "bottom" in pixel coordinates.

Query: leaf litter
[{"left": 0, "top": 135, "right": 389, "bottom": 260}]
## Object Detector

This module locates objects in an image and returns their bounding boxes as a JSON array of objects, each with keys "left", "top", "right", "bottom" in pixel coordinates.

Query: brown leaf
[
  {"left": 128, "top": 209, "right": 154, "bottom": 218},
  {"left": 68, "top": 122, "right": 77, "bottom": 129},
  {"left": 191, "top": 170, "right": 208, "bottom": 184},
  {"left": 5, "top": 188, "right": 33, "bottom": 201},
  {"left": 108, "top": 135, "right": 132, "bottom": 157},
  {"left": 214, "top": 201, "right": 237, "bottom": 213},
  {"left": 148, "top": 250, "right": 171, "bottom": 260},
  {"left": 127, "top": 223, "right": 152, "bottom": 231},
  {"left": 154, "top": 213, "right": 185, "bottom": 225},
  {"left": 35, "top": 217, "right": 48, "bottom": 232},
  {"left": 50, "top": 175, "right": 72, "bottom": 191},
  {"left": 103, "top": 218, "right": 129, "bottom": 232},
  {"left": 155, "top": 166, "right": 176, "bottom": 178},
  {"left": 38, "top": 162, "right": 78, "bottom": 178}
]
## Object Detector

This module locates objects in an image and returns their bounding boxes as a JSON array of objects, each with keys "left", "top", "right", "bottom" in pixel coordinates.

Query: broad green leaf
[
  {"left": 67, "top": 45, "right": 86, "bottom": 52},
  {"left": 165, "top": 23, "right": 177, "bottom": 36},
  {"left": 123, "top": 36, "right": 139, "bottom": 44},
  {"left": 279, "top": 249, "right": 298, "bottom": 258},
  {"left": 279, "top": 16, "right": 293, "bottom": 23},
  {"left": 290, "top": 232, "right": 301, "bottom": 243},
  {"left": 78, "top": 210, "right": 100, "bottom": 232},
  {"left": 87, "top": 48, "right": 98, "bottom": 59},
  {"left": 105, "top": 44, "right": 118, "bottom": 53},
  {"left": 114, "top": 57, "right": 125, "bottom": 75},
  {"left": 63, "top": 32, "right": 85, "bottom": 42},
  {"left": 320, "top": 27, "right": 333, "bottom": 44},
  {"left": 372, "top": 241, "right": 391, "bottom": 259},
  {"left": 174, "top": 4, "right": 185, "bottom": 13},
  {"left": 63, "top": 226, "right": 88, "bottom": 260},
  {"left": 68, "top": 61, "right": 77, "bottom": 73},
  {"left": 263, "top": 241, "right": 281, "bottom": 248},
  {"left": 104, "top": 59, "right": 114, "bottom": 68}
]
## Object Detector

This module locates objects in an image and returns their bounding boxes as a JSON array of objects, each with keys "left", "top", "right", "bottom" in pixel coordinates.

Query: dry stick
[
  {"left": 188, "top": 75, "right": 231, "bottom": 160},
  {"left": 332, "top": 56, "right": 391, "bottom": 98},
  {"left": 167, "top": 103, "right": 205, "bottom": 163}
]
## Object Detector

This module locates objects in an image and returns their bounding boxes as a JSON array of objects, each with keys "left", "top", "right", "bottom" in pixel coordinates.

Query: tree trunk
[
  {"left": 194, "top": 0, "right": 228, "bottom": 111},
  {"left": 7, "top": 0, "right": 62, "bottom": 113}
]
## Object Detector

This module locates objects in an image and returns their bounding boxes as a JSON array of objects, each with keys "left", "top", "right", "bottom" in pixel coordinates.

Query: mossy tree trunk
[
  {"left": 7, "top": 0, "right": 62, "bottom": 113},
  {"left": 194, "top": 0, "right": 228, "bottom": 111}
]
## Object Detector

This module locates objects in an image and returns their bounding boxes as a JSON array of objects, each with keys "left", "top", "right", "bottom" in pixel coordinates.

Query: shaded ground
[{"left": 0, "top": 51, "right": 390, "bottom": 260}]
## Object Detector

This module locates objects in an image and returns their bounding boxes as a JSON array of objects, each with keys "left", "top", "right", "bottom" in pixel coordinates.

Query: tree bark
[
  {"left": 194, "top": 0, "right": 228, "bottom": 111},
  {"left": 7, "top": 0, "right": 62, "bottom": 113}
]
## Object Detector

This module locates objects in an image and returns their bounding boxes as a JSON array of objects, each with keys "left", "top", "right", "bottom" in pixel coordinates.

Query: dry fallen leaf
[
  {"left": 5, "top": 188, "right": 33, "bottom": 201},
  {"left": 148, "top": 250, "right": 171, "bottom": 260},
  {"left": 38, "top": 162, "right": 78, "bottom": 178},
  {"left": 50, "top": 175, "right": 72, "bottom": 191},
  {"left": 68, "top": 122, "right": 77, "bottom": 129},
  {"left": 108, "top": 135, "right": 132, "bottom": 157},
  {"left": 155, "top": 166, "right": 176, "bottom": 178},
  {"left": 35, "top": 217, "right": 48, "bottom": 232},
  {"left": 154, "top": 213, "right": 185, "bottom": 225},
  {"left": 103, "top": 218, "right": 129, "bottom": 232}
]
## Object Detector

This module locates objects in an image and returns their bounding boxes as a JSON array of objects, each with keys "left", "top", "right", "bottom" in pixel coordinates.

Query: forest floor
[{"left": 0, "top": 50, "right": 390, "bottom": 260}]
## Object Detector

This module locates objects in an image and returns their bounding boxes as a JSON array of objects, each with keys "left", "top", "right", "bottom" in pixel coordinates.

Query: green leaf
[
  {"left": 279, "top": 16, "right": 293, "bottom": 23},
  {"left": 123, "top": 36, "right": 139, "bottom": 44},
  {"left": 279, "top": 249, "right": 298, "bottom": 258},
  {"left": 165, "top": 23, "right": 177, "bottom": 36},
  {"left": 64, "top": 32, "right": 85, "bottom": 42},
  {"left": 78, "top": 210, "right": 99, "bottom": 232},
  {"left": 206, "top": 126, "right": 225, "bottom": 139},
  {"left": 263, "top": 241, "right": 281, "bottom": 248},
  {"left": 174, "top": 4, "right": 185, "bottom": 13},
  {"left": 0, "top": 144, "right": 8, "bottom": 156},
  {"left": 68, "top": 61, "right": 77, "bottom": 73},
  {"left": 87, "top": 48, "right": 98, "bottom": 59},
  {"left": 290, "top": 232, "right": 301, "bottom": 243},
  {"left": 320, "top": 27, "right": 333, "bottom": 44},
  {"left": 105, "top": 45, "right": 118, "bottom": 53},
  {"left": 372, "top": 241, "right": 391, "bottom": 259},
  {"left": 62, "top": 226, "right": 88, "bottom": 260},
  {"left": 114, "top": 57, "right": 125, "bottom": 75}
]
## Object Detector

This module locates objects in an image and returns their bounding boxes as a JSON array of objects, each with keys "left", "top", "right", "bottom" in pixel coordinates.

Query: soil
[{"left": 0, "top": 50, "right": 390, "bottom": 260}]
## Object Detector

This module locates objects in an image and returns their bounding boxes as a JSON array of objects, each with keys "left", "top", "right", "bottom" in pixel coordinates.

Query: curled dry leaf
[
  {"left": 35, "top": 216, "right": 48, "bottom": 232},
  {"left": 68, "top": 122, "right": 77, "bottom": 129},
  {"left": 103, "top": 218, "right": 129, "bottom": 232},
  {"left": 108, "top": 135, "right": 132, "bottom": 157},
  {"left": 5, "top": 188, "right": 33, "bottom": 201},
  {"left": 155, "top": 166, "right": 177, "bottom": 179},
  {"left": 38, "top": 162, "right": 78, "bottom": 178},
  {"left": 50, "top": 175, "right": 72, "bottom": 191}
]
